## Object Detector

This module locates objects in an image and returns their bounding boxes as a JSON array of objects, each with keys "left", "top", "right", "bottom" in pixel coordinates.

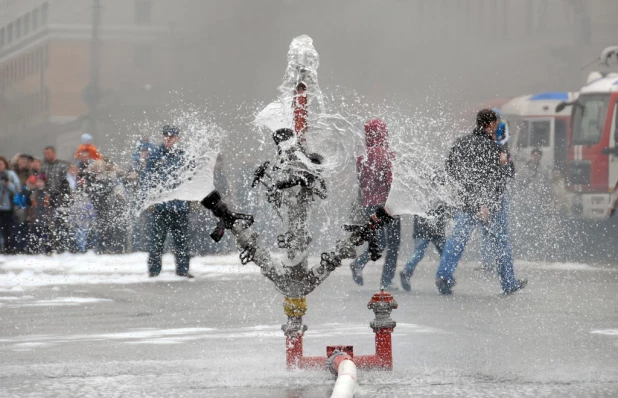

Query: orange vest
[{"left": 75, "top": 144, "right": 102, "bottom": 160}]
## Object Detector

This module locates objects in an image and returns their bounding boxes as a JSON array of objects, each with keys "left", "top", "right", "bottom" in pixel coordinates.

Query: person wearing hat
[
  {"left": 143, "top": 124, "right": 193, "bottom": 278},
  {"left": 435, "top": 109, "right": 526, "bottom": 295},
  {"left": 74, "top": 133, "right": 102, "bottom": 162}
]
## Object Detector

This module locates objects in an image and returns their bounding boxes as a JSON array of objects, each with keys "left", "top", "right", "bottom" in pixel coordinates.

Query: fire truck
[
  {"left": 500, "top": 92, "right": 577, "bottom": 172},
  {"left": 559, "top": 71, "right": 618, "bottom": 219}
]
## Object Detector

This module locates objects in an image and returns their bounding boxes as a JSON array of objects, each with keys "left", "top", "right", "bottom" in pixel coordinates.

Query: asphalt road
[{"left": 0, "top": 258, "right": 617, "bottom": 397}]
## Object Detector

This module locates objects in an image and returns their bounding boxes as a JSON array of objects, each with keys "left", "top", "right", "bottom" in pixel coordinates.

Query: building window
[
  {"left": 15, "top": 17, "right": 21, "bottom": 39},
  {"left": 135, "top": 0, "right": 152, "bottom": 25},
  {"left": 24, "top": 13, "right": 30, "bottom": 35},
  {"left": 34, "top": 47, "right": 40, "bottom": 72},
  {"left": 7, "top": 22, "right": 13, "bottom": 43},
  {"left": 44, "top": 43, "right": 49, "bottom": 67},
  {"left": 42, "top": 87, "right": 49, "bottom": 112},
  {"left": 41, "top": 2, "right": 48, "bottom": 26},
  {"left": 18, "top": 56, "right": 22, "bottom": 80},
  {"left": 134, "top": 44, "right": 152, "bottom": 68},
  {"left": 32, "top": 9, "right": 39, "bottom": 30}
]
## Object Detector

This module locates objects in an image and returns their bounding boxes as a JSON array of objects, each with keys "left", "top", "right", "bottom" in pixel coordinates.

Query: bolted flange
[{"left": 367, "top": 289, "right": 398, "bottom": 332}]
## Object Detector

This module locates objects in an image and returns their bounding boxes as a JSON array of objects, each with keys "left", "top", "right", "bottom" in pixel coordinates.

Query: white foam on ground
[
  {"left": 0, "top": 254, "right": 612, "bottom": 291},
  {"left": 17, "top": 297, "right": 113, "bottom": 307},
  {"left": 0, "top": 253, "right": 257, "bottom": 289},
  {"left": 591, "top": 329, "right": 618, "bottom": 336},
  {"left": 0, "top": 295, "right": 34, "bottom": 301},
  {"left": 125, "top": 340, "right": 183, "bottom": 345},
  {"left": 514, "top": 260, "right": 610, "bottom": 271},
  {"left": 0, "top": 286, "right": 24, "bottom": 292},
  {"left": 13, "top": 342, "right": 54, "bottom": 348},
  {"left": 0, "top": 323, "right": 444, "bottom": 349}
]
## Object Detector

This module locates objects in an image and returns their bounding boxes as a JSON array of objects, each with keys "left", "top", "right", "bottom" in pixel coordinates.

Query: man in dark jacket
[
  {"left": 145, "top": 125, "right": 194, "bottom": 278},
  {"left": 435, "top": 109, "right": 526, "bottom": 295}
]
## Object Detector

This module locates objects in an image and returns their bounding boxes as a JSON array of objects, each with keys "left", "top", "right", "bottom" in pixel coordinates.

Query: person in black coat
[{"left": 435, "top": 109, "right": 526, "bottom": 295}]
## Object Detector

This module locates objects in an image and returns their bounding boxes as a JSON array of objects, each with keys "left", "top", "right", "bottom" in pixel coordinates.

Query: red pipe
[
  {"left": 293, "top": 81, "right": 308, "bottom": 140},
  {"left": 353, "top": 328, "right": 394, "bottom": 369},
  {"left": 286, "top": 336, "right": 303, "bottom": 369},
  {"left": 285, "top": 290, "right": 397, "bottom": 370}
]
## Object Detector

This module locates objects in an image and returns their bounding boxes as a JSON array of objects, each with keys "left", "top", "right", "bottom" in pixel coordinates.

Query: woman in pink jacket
[{"left": 350, "top": 119, "right": 401, "bottom": 290}]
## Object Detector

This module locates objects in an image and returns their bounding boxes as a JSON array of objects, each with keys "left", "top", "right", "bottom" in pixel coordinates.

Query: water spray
[{"left": 200, "top": 35, "right": 399, "bottom": 377}]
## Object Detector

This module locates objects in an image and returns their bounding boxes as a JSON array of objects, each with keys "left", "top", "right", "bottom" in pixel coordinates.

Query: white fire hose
[{"left": 328, "top": 352, "right": 358, "bottom": 398}]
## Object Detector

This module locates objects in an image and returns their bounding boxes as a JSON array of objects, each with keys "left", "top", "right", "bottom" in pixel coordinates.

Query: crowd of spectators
[{"left": 0, "top": 134, "right": 173, "bottom": 255}]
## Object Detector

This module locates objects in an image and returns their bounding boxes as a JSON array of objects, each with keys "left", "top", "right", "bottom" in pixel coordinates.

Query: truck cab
[{"left": 567, "top": 73, "right": 618, "bottom": 219}]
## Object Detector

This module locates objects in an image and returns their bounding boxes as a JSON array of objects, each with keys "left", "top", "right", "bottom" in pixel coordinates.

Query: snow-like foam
[
  {"left": 514, "top": 260, "right": 612, "bottom": 272},
  {"left": 0, "top": 253, "right": 258, "bottom": 289},
  {"left": 0, "top": 295, "right": 34, "bottom": 300},
  {"left": 19, "top": 297, "right": 113, "bottom": 307},
  {"left": 590, "top": 329, "right": 618, "bottom": 336},
  {"left": 0, "top": 254, "right": 611, "bottom": 291},
  {"left": 0, "top": 323, "right": 444, "bottom": 350}
]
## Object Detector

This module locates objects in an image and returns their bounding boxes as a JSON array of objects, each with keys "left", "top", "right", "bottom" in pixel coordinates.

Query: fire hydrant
[
  {"left": 283, "top": 289, "right": 398, "bottom": 371},
  {"left": 360, "top": 289, "right": 398, "bottom": 369}
]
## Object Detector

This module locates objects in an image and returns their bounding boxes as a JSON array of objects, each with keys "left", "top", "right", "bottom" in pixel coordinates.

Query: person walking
[
  {"left": 399, "top": 203, "right": 449, "bottom": 291},
  {"left": 349, "top": 119, "right": 401, "bottom": 289},
  {"left": 435, "top": 109, "right": 527, "bottom": 295},
  {"left": 41, "top": 146, "right": 71, "bottom": 253},
  {"left": 145, "top": 125, "right": 194, "bottom": 278}
]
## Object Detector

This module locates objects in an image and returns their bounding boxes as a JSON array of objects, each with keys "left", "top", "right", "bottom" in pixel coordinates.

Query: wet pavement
[{"left": 0, "top": 257, "right": 617, "bottom": 397}]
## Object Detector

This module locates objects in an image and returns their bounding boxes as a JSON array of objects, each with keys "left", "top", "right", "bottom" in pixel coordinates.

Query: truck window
[
  {"left": 516, "top": 121, "right": 529, "bottom": 149},
  {"left": 572, "top": 94, "right": 610, "bottom": 145},
  {"left": 554, "top": 118, "right": 568, "bottom": 172},
  {"left": 530, "top": 120, "right": 551, "bottom": 147}
]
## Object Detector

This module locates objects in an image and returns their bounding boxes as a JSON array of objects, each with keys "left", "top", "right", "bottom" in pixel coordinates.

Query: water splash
[
  {"left": 254, "top": 35, "right": 364, "bottom": 178},
  {"left": 105, "top": 103, "right": 224, "bottom": 215}
]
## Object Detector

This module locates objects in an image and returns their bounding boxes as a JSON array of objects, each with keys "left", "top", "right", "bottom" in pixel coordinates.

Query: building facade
[{"left": 0, "top": 0, "right": 186, "bottom": 160}]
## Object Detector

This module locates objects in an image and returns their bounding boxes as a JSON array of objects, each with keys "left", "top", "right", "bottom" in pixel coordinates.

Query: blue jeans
[
  {"left": 351, "top": 205, "right": 401, "bottom": 288},
  {"left": 436, "top": 199, "right": 518, "bottom": 293},
  {"left": 403, "top": 237, "right": 445, "bottom": 276},
  {"left": 480, "top": 197, "right": 509, "bottom": 271},
  {"left": 75, "top": 228, "right": 89, "bottom": 253}
]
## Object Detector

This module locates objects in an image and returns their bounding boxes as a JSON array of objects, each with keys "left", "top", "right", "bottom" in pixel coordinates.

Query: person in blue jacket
[{"left": 145, "top": 125, "right": 194, "bottom": 278}]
